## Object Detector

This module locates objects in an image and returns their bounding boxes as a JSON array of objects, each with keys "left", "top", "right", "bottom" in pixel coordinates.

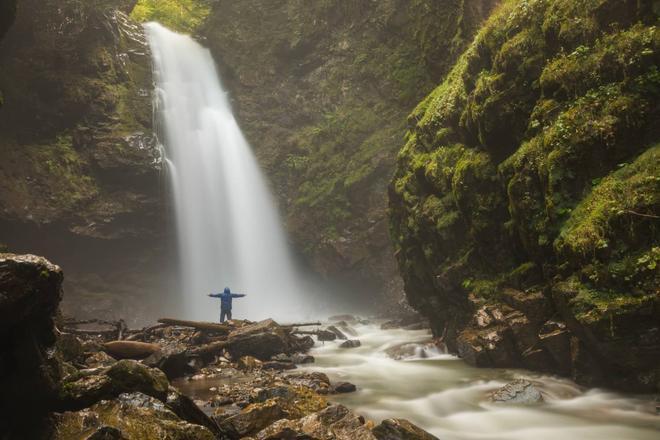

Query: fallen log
[
  {"left": 63, "top": 327, "right": 117, "bottom": 337},
  {"left": 157, "top": 318, "right": 232, "bottom": 334},
  {"left": 282, "top": 321, "right": 322, "bottom": 328},
  {"left": 124, "top": 323, "right": 169, "bottom": 341},
  {"left": 103, "top": 340, "right": 160, "bottom": 359}
]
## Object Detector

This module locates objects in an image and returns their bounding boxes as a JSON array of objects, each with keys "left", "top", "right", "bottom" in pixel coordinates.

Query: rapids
[{"left": 300, "top": 322, "right": 660, "bottom": 440}]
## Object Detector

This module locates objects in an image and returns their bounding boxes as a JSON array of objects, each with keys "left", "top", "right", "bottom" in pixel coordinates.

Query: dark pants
[{"left": 220, "top": 308, "right": 232, "bottom": 323}]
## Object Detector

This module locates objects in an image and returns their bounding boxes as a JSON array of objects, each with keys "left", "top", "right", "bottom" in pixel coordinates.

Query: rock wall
[
  {"left": 194, "top": 0, "right": 498, "bottom": 303},
  {"left": 389, "top": 0, "right": 659, "bottom": 391},
  {"left": 0, "top": 0, "right": 174, "bottom": 322},
  {"left": 0, "top": 0, "right": 501, "bottom": 319}
]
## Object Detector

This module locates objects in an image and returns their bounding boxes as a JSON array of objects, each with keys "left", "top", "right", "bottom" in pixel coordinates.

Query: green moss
[
  {"left": 30, "top": 134, "right": 98, "bottom": 210},
  {"left": 130, "top": 0, "right": 211, "bottom": 33},
  {"left": 390, "top": 0, "right": 658, "bottom": 323},
  {"left": 557, "top": 276, "right": 656, "bottom": 324},
  {"left": 555, "top": 145, "right": 659, "bottom": 266}
]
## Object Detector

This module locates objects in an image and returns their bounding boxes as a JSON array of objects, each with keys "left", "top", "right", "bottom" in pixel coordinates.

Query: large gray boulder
[{"left": 490, "top": 379, "right": 543, "bottom": 404}]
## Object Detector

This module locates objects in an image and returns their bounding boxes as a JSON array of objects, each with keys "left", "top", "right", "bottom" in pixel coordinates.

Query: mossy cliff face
[
  {"left": 0, "top": 0, "right": 171, "bottom": 321},
  {"left": 193, "top": 0, "right": 497, "bottom": 302},
  {"left": 389, "top": 0, "right": 659, "bottom": 391}
]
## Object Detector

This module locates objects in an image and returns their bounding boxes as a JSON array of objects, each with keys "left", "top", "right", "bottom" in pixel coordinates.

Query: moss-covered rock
[
  {"left": 54, "top": 392, "right": 215, "bottom": 440},
  {"left": 218, "top": 384, "right": 328, "bottom": 438},
  {"left": 58, "top": 359, "right": 170, "bottom": 410},
  {"left": 0, "top": 0, "right": 159, "bottom": 237},
  {"left": 0, "top": 253, "right": 64, "bottom": 437},
  {"left": 389, "top": 0, "right": 659, "bottom": 391}
]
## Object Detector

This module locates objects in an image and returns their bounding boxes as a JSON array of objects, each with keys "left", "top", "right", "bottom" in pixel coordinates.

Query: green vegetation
[
  {"left": 390, "top": 0, "right": 659, "bottom": 330},
  {"left": 199, "top": 0, "right": 494, "bottom": 261},
  {"left": 130, "top": 0, "right": 212, "bottom": 33}
]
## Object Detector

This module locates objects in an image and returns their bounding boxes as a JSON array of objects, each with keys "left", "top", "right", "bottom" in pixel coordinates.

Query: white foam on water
[{"left": 301, "top": 322, "right": 660, "bottom": 440}]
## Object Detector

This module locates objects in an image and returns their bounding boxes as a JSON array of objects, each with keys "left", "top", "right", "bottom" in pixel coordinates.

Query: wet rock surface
[
  {"left": 54, "top": 392, "right": 217, "bottom": 440},
  {"left": 0, "top": 254, "right": 64, "bottom": 436},
  {"left": 372, "top": 418, "right": 439, "bottom": 440},
  {"left": 340, "top": 339, "right": 362, "bottom": 348},
  {"left": 490, "top": 379, "right": 544, "bottom": 405},
  {"left": 0, "top": 254, "right": 493, "bottom": 439}
]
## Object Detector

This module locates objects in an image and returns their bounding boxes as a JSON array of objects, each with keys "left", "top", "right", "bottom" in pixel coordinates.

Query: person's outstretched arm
[
  {"left": 231, "top": 293, "right": 246, "bottom": 298},
  {"left": 208, "top": 293, "right": 222, "bottom": 298}
]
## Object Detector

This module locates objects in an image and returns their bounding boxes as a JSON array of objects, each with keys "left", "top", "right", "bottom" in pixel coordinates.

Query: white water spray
[{"left": 145, "top": 23, "right": 306, "bottom": 322}]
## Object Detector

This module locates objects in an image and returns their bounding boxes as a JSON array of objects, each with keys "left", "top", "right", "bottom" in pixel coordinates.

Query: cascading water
[{"left": 145, "top": 23, "right": 306, "bottom": 322}]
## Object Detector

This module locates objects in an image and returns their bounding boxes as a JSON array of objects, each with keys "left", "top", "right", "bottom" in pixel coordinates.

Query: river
[{"left": 297, "top": 321, "right": 659, "bottom": 440}]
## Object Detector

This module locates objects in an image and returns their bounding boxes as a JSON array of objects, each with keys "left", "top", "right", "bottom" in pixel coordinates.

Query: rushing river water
[{"left": 299, "top": 322, "right": 659, "bottom": 440}]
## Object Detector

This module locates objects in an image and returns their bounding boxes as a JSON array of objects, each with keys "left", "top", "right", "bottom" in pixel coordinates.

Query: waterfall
[{"left": 145, "top": 23, "right": 306, "bottom": 322}]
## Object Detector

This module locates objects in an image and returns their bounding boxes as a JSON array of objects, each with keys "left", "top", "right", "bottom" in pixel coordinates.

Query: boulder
[
  {"left": 380, "top": 320, "right": 401, "bottom": 330},
  {"left": 291, "top": 353, "right": 315, "bottom": 364},
  {"left": 219, "top": 399, "right": 288, "bottom": 438},
  {"left": 56, "top": 333, "right": 86, "bottom": 363},
  {"left": 0, "top": 254, "right": 63, "bottom": 436},
  {"left": 340, "top": 339, "right": 361, "bottom": 348},
  {"left": 237, "top": 355, "right": 263, "bottom": 370},
  {"left": 85, "top": 351, "right": 118, "bottom": 368},
  {"left": 219, "top": 385, "right": 327, "bottom": 438},
  {"left": 272, "top": 353, "right": 315, "bottom": 364},
  {"left": 317, "top": 330, "right": 337, "bottom": 341},
  {"left": 143, "top": 343, "right": 192, "bottom": 379},
  {"left": 263, "top": 361, "right": 296, "bottom": 371},
  {"left": 255, "top": 404, "right": 374, "bottom": 440},
  {"left": 292, "top": 335, "right": 315, "bottom": 351},
  {"left": 226, "top": 319, "right": 291, "bottom": 360},
  {"left": 287, "top": 372, "right": 332, "bottom": 394},
  {"left": 327, "top": 325, "right": 348, "bottom": 340},
  {"left": 490, "top": 379, "right": 543, "bottom": 404},
  {"left": 372, "top": 418, "right": 439, "bottom": 440},
  {"left": 54, "top": 392, "right": 215, "bottom": 439},
  {"left": 456, "top": 325, "right": 518, "bottom": 368},
  {"left": 335, "top": 321, "right": 358, "bottom": 336},
  {"left": 58, "top": 360, "right": 169, "bottom": 410},
  {"left": 333, "top": 382, "right": 357, "bottom": 393},
  {"left": 166, "top": 388, "right": 223, "bottom": 436},
  {"left": 329, "top": 412, "right": 376, "bottom": 440}
]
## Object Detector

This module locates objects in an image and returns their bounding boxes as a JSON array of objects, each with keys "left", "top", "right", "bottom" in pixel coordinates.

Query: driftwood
[
  {"left": 124, "top": 323, "right": 168, "bottom": 341},
  {"left": 157, "top": 318, "right": 232, "bottom": 334},
  {"left": 64, "top": 327, "right": 118, "bottom": 337},
  {"left": 63, "top": 318, "right": 128, "bottom": 340},
  {"left": 103, "top": 340, "right": 160, "bottom": 359},
  {"left": 282, "top": 321, "right": 322, "bottom": 328}
]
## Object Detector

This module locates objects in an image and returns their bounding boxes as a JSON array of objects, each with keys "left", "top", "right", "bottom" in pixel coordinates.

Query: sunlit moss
[
  {"left": 389, "top": 0, "right": 659, "bottom": 323},
  {"left": 130, "top": 0, "right": 211, "bottom": 33}
]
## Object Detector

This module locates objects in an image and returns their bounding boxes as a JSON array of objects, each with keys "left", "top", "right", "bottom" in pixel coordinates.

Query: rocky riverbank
[{"left": 0, "top": 253, "right": 437, "bottom": 440}]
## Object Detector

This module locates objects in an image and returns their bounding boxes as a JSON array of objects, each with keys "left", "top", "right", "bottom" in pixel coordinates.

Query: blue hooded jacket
[{"left": 209, "top": 287, "right": 246, "bottom": 310}]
